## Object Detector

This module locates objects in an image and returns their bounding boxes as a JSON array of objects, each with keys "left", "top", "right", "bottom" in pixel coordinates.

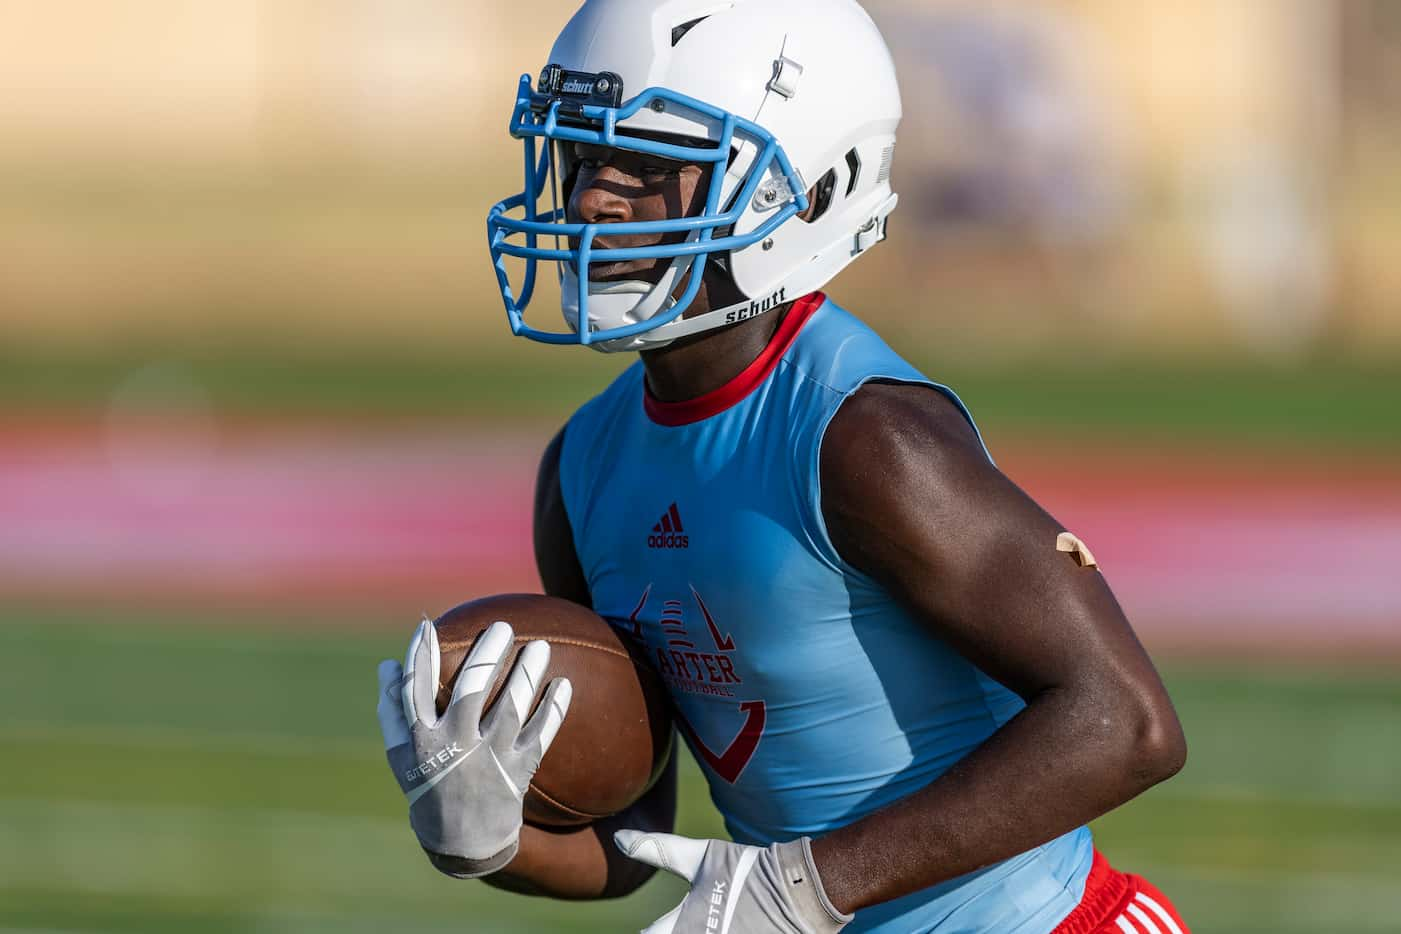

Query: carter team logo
[
  {"left": 626, "top": 584, "right": 765, "bottom": 784},
  {"left": 647, "top": 503, "right": 689, "bottom": 550}
]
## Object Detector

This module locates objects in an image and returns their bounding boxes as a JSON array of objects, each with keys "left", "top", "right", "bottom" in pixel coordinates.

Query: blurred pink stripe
[
  {"left": 1011, "top": 450, "right": 1401, "bottom": 648},
  {"left": 2, "top": 424, "right": 1399, "bottom": 647},
  {"left": 0, "top": 427, "right": 538, "bottom": 601}
]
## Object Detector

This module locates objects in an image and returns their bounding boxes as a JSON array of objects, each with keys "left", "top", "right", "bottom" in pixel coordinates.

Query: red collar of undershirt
[{"left": 643, "top": 291, "right": 826, "bottom": 427}]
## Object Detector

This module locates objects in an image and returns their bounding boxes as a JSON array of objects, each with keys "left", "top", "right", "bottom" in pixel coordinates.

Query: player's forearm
[
  {"left": 481, "top": 820, "right": 643, "bottom": 899},
  {"left": 483, "top": 751, "right": 678, "bottom": 900},
  {"left": 809, "top": 681, "right": 1185, "bottom": 915}
]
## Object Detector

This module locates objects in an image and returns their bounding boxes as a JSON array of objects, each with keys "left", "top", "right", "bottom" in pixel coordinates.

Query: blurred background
[{"left": 1, "top": 0, "right": 1398, "bottom": 931}]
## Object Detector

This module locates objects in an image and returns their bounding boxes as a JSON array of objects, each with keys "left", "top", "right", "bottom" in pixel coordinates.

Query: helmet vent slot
[
  {"left": 877, "top": 144, "right": 895, "bottom": 184},
  {"left": 844, "top": 148, "right": 861, "bottom": 197},
  {"left": 671, "top": 17, "right": 709, "bottom": 46},
  {"left": 803, "top": 167, "right": 838, "bottom": 224}
]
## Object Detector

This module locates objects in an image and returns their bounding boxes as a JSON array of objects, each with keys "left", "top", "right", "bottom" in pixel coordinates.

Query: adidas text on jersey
[{"left": 648, "top": 503, "right": 689, "bottom": 550}]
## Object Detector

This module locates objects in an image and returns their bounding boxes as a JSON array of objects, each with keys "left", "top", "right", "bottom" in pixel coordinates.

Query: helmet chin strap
[
  {"left": 583, "top": 235, "right": 842, "bottom": 353},
  {"left": 584, "top": 284, "right": 806, "bottom": 353},
  {"left": 558, "top": 218, "right": 839, "bottom": 354}
]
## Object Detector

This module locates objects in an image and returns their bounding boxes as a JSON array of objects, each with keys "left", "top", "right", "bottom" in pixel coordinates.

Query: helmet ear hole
[{"left": 801, "top": 167, "right": 839, "bottom": 224}]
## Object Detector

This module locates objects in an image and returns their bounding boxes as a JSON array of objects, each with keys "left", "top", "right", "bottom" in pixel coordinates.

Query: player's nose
[{"left": 573, "top": 167, "right": 635, "bottom": 227}]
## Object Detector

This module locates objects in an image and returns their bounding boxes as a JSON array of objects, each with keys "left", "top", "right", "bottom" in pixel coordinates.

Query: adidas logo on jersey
[{"left": 648, "top": 503, "right": 689, "bottom": 550}]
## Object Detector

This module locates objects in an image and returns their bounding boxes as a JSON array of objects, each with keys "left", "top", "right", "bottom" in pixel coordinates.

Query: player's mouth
[
  {"left": 574, "top": 235, "right": 672, "bottom": 284},
  {"left": 585, "top": 248, "right": 667, "bottom": 283},
  {"left": 588, "top": 260, "right": 650, "bottom": 282}
]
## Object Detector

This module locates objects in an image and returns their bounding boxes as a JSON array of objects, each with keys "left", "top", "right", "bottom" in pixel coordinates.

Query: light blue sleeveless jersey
[{"left": 559, "top": 295, "right": 1093, "bottom": 933}]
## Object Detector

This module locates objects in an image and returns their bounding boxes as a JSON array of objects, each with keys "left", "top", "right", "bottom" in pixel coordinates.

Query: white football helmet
[{"left": 487, "top": 0, "right": 902, "bottom": 351}]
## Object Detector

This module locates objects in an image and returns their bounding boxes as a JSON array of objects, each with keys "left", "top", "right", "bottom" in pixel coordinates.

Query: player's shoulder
[
  {"left": 563, "top": 359, "right": 646, "bottom": 434},
  {"left": 819, "top": 379, "right": 995, "bottom": 541},
  {"left": 807, "top": 302, "right": 990, "bottom": 493},
  {"left": 784, "top": 296, "right": 927, "bottom": 398},
  {"left": 787, "top": 297, "right": 985, "bottom": 453},
  {"left": 829, "top": 380, "right": 985, "bottom": 462}
]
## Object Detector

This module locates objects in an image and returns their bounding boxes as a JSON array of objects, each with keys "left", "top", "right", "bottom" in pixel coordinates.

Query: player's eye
[
  {"left": 639, "top": 162, "right": 685, "bottom": 182},
  {"left": 571, "top": 144, "right": 608, "bottom": 170}
]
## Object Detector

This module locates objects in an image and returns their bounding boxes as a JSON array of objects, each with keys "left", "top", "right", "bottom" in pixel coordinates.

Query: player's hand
[
  {"left": 615, "top": 830, "right": 852, "bottom": 934},
  {"left": 377, "top": 619, "right": 572, "bottom": 878}
]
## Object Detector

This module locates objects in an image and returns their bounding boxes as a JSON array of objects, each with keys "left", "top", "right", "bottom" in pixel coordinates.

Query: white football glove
[
  {"left": 377, "top": 619, "right": 572, "bottom": 878},
  {"left": 615, "top": 830, "right": 852, "bottom": 934}
]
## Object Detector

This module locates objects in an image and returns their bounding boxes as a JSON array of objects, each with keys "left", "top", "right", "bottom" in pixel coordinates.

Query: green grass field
[
  {"left": 0, "top": 614, "right": 1397, "bottom": 933},
  {"left": 5, "top": 345, "right": 1400, "bottom": 451}
]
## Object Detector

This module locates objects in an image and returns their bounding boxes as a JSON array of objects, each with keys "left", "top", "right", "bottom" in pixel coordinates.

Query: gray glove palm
[
  {"left": 615, "top": 831, "right": 852, "bottom": 934},
  {"left": 377, "top": 619, "right": 571, "bottom": 878}
]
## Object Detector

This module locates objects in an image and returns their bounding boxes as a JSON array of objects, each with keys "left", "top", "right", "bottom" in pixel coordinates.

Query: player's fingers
[
  {"left": 613, "top": 831, "right": 707, "bottom": 883},
  {"left": 515, "top": 677, "right": 572, "bottom": 759},
  {"left": 401, "top": 619, "right": 441, "bottom": 727},
  {"left": 639, "top": 902, "right": 683, "bottom": 934},
  {"left": 376, "top": 659, "right": 411, "bottom": 750},
  {"left": 448, "top": 620, "right": 515, "bottom": 725},
  {"left": 400, "top": 622, "right": 424, "bottom": 724},
  {"left": 482, "top": 639, "right": 550, "bottom": 744}
]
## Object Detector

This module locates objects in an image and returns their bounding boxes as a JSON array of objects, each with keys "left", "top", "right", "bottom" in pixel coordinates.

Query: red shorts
[{"left": 1052, "top": 850, "right": 1190, "bottom": 934}]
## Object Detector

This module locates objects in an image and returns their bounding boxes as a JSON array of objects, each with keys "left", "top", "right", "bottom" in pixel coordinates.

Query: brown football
[{"left": 431, "top": 593, "right": 672, "bottom": 828}]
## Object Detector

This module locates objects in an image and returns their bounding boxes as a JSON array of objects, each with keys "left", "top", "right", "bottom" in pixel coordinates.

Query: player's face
[{"left": 565, "top": 140, "right": 711, "bottom": 286}]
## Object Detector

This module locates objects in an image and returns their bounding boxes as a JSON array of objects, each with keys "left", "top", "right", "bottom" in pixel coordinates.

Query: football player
[{"left": 377, "top": 1, "right": 1190, "bottom": 931}]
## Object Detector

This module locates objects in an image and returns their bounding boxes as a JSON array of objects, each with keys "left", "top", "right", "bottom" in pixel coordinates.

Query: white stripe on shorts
[
  {"left": 1135, "top": 892, "right": 1185, "bottom": 934},
  {"left": 1126, "top": 902, "right": 1163, "bottom": 934}
]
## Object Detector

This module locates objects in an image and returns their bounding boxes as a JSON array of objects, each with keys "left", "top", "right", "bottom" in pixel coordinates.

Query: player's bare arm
[
  {"left": 476, "top": 426, "right": 679, "bottom": 900},
  {"left": 484, "top": 753, "right": 678, "bottom": 899},
  {"left": 810, "top": 382, "right": 1188, "bottom": 913}
]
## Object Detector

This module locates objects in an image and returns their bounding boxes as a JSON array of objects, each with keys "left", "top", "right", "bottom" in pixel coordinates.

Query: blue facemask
[{"left": 487, "top": 69, "right": 809, "bottom": 347}]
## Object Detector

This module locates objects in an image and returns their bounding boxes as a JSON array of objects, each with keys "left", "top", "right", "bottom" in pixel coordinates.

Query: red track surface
[{"left": 3, "top": 421, "right": 1398, "bottom": 652}]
